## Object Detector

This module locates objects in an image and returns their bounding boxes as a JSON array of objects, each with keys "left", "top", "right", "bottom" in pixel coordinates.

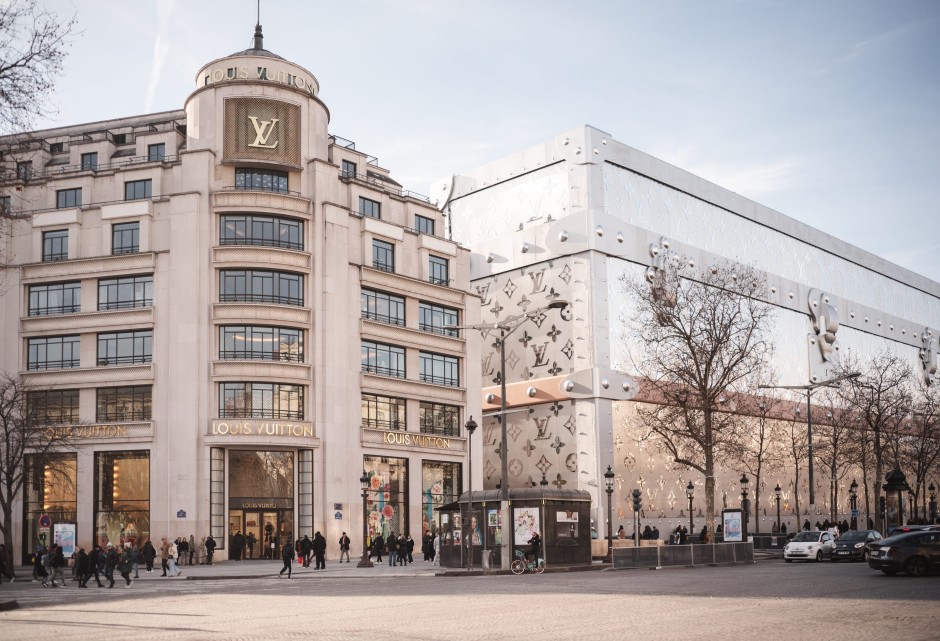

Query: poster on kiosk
[{"left": 721, "top": 509, "right": 743, "bottom": 542}]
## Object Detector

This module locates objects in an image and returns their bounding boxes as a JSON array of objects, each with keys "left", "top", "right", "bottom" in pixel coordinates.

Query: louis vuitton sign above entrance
[{"left": 223, "top": 97, "right": 301, "bottom": 167}]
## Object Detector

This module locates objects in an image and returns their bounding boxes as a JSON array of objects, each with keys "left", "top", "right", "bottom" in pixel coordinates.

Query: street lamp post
[
  {"left": 604, "top": 466, "right": 615, "bottom": 562},
  {"left": 758, "top": 372, "right": 860, "bottom": 520},
  {"left": 446, "top": 299, "right": 569, "bottom": 570},
  {"left": 929, "top": 483, "right": 937, "bottom": 523},
  {"left": 465, "top": 417, "right": 477, "bottom": 572},
  {"left": 686, "top": 481, "right": 695, "bottom": 538},
  {"left": 740, "top": 473, "right": 750, "bottom": 540},
  {"left": 357, "top": 470, "right": 373, "bottom": 568},
  {"left": 774, "top": 483, "right": 782, "bottom": 533},
  {"left": 849, "top": 480, "right": 858, "bottom": 530}
]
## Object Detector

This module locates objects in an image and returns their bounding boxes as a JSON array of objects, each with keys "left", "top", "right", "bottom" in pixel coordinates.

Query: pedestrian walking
[
  {"left": 339, "top": 532, "right": 351, "bottom": 563},
  {"left": 313, "top": 531, "right": 327, "bottom": 570},
  {"left": 160, "top": 537, "right": 171, "bottom": 576},
  {"left": 406, "top": 534, "right": 414, "bottom": 563},
  {"left": 246, "top": 532, "right": 256, "bottom": 559},
  {"left": 142, "top": 539, "right": 157, "bottom": 573},
  {"left": 51, "top": 543, "right": 67, "bottom": 587},
  {"left": 119, "top": 543, "right": 134, "bottom": 588},
  {"left": 432, "top": 532, "right": 439, "bottom": 565},
  {"left": 130, "top": 540, "right": 140, "bottom": 578},
  {"left": 167, "top": 539, "right": 181, "bottom": 576},
  {"left": 74, "top": 546, "right": 89, "bottom": 587},
  {"left": 32, "top": 544, "right": 46, "bottom": 582},
  {"left": 88, "top": 545, "right": 104, "bottom": 587},
  {"left": 278, "top": 539, "right": 294, "bottom": 579},
  {"left": 104, "top": 543, "right": 118, "bottom": 588}
]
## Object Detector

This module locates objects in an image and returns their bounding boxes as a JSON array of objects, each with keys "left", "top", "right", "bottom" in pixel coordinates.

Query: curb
[{"left": 0, "top": 600, "right": 20, "bottom": 612}]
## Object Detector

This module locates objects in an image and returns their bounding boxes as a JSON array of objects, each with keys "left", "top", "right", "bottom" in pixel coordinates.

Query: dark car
[
  {"left": 867, "top": 530, "right": 940, "bottom": 576},
  {"left": 831, "top": 530, "right": 882, "bottom": 562},
  {"left": 885, "top": 524, "right": 940, "bottom": 537}
]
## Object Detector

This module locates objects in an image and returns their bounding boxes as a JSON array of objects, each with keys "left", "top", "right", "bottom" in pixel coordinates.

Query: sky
[{"left": 35, "top": 0, "right": 940, "bottom": 283}]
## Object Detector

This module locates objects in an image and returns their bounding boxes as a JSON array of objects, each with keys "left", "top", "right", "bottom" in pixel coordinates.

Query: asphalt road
[{"left": 1, "top": 560, "right": 938, "bottom": 640}]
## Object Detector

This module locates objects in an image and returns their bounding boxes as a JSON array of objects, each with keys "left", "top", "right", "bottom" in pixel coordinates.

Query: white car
[{"left": 783, "top": 531, "right": 835, "bottom": 562}]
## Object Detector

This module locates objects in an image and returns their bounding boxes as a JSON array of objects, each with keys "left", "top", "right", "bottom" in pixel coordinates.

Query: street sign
[
  {"left": 177, "top": 510, "right": 186, "bottom": 518},
  {"left": 38, "top": 514, "right": 52, "bottom": 528},
  {"left": 851, "top": 509, "right": 859, "bottom": 518}
]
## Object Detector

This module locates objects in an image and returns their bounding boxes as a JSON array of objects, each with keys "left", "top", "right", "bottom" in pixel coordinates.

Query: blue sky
[{"left": 42, "top": 0, "right": 940, "bottom": 282}]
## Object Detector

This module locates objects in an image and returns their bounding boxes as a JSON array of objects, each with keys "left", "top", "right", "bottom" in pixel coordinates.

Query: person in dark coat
[
  {"left": 386, "top": 532, "right": 398, "bottom": 566},
  {"left": 300, "top": 535, "right": 313, "bottom": 568},
  {"left": 397, "top": 534, "right": 408, "bottom": 566},
  {"left": 642, "top": 525, "right": 652, "bottom": 540},
  {"left": 232, "top": 531, "right": 245, "bottom": 561},
  {"left": 278, "top": 539, "right": 294, "bottom": 579},
  {"left": 803, "top": 520, "right": 811, "bottom": 531},
  {"left": 205, "top": 535, "right": 217, "bottom": 564},
  {"left": 142, "top": 539, "right": 157, "bottom": 573},
  {"left": 371, "top": 533, "right": 384, "bottom": 562},
  {"left": 339, "top": 532, "right": 351, "bottom": 563},
  {"left": 312, "top": 531, "right": 327, "bottom": 570},
  {"left": 87, "top": 545, "right": 104, "bottom": 587},
  {"left": 406, "top": 535, "right": 415, "bottom": 563},
  {"left": 119, "top": 543, "right": 134, "bottom": 587},
  {"left": 104, "top": 543, "right": 118, "bottom": 588},
  {"left": 651, "top": 526, "right": 660, "bottom": 540},
  {"left": 74, "top": 547, "right": 89, "bottom": 587}
]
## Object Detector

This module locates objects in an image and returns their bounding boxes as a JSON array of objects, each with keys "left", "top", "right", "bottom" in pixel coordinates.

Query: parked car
[
  {"left": 831, "top": 530, "right": 882, "bottom": 562},
  {"left": 783, "top": 530, "right": 835, "bottom": 562},
  {"left": 867, "top": 530, "right": 940, "bottom": 576},
  {"left": 885, "top": 524, "right": 940, "bottom": 537}
]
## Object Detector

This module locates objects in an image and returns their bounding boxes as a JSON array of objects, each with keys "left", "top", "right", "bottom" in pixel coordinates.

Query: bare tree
[
  {"left": 837, "top": 352, "right": 912, "bottom": 533},
  {"left": 736, "top": 372, "right": 785, "bottom": 533},
  {"left": 0, "top": 0, "right": 77, "bottom": 134},
  {"left": 0, "top": 372, "right": 75, "bottom": 550},
  {"left": 779, "top": 411, "right": 809, "bottom": 529},
  {"left": 904, "top": 380, "right": 940, "bottom": 522},
  {"left": 622, "top": 259, "right": 776, "bottom": 540},
  {"left": 814, "top": 389, "right": 859, "bottom": 523}
]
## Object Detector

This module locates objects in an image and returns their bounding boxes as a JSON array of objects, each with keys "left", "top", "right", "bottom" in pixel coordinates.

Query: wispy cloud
[
  {"left": 813, "top": 23, "right": 913, "bottom": 75},
  {"left": 144, "top": 0, "right": 176, "bottom": 113}
]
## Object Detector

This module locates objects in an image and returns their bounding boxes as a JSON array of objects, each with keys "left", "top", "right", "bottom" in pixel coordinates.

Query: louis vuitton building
[
  {"left": 434, "top": 125, "right": 940, "bottom": 539},
  {"left": 0, "top": 27, "right": 480, "bottom": 562}
]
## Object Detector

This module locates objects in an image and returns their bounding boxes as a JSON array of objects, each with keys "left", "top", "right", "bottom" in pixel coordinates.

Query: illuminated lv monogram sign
[{"left": 247, "top": 116, "right": 279, "bottom": 149}]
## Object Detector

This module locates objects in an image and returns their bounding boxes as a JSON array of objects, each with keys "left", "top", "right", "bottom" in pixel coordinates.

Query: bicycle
[{"left": 510, "top": 549, "right": 545, "bottom": 575}]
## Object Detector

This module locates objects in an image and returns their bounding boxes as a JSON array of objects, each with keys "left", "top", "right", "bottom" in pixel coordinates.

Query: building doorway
[{"left": 228, "top": 508, "right": 293, "bottom": 559}]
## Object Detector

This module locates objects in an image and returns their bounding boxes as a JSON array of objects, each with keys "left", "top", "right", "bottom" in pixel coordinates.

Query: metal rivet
[
  {"left": 601, "top": 379, "right": 610, "bottom": 389},
  {"left": 527, "top": 387, "right": 537, "bottom": 397},
  {"left": 596, "top": 226, "right": 604, "bottom": 237},
  {"left": 559, "top": 231, "right": 569, "bottom": 242}
]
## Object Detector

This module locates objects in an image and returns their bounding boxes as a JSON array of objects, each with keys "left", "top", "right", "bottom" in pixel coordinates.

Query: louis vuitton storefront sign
[{"left": 211, "top": 420, "right": 313, "bottom": 438}]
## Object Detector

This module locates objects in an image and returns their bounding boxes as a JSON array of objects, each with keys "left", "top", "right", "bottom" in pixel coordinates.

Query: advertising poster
[
  {"left": 54, "top": 523, "right": 76, "bottom": 556},
  {"left": 513, "top": 507, "right": 541, "bottom": 545},
  {"left": 722, "top": 509, "right": 743, "bottom": 542}
]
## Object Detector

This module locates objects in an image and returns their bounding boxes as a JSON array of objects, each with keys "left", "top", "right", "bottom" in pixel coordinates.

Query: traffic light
[
  {"left": 632, "top": 488, "right": 642, "bottom": 512},
  {"left": 879, "top": 496, "right": 886, "bottom": 515}
]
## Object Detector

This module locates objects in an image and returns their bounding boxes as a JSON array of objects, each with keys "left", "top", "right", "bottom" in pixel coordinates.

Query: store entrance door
[{"left": 229, "top": 508, "right": 293, "bottom": 559}]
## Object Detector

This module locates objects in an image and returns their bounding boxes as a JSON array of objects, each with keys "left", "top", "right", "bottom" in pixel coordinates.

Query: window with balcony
[
  {"left": 372, "top": 239, "right": 394, "bottom": 273},
  {"left": 147, "top": 143, "right": 165, "bottom": 161},
  {"left": 419, "top": 302, "right": 458, "bottom": 336},
  {"left": 235, "top": 168, "right": 288, "bottom": 193},
  {"left": 220, "top": 326, "right": 303, "bottom": 362},
  {"left": 419, "top": 352, "right": 459, "bottom": 387},
  {"left": 28, "top": 281, "right": 81, "bottom": 316},
  {"left": 361, "top": 289, "right": 405, "bottom": 326},
  {"left": 27, "top": 335, "right": 80, "bottom": 370},
  {"left": 27, "top": 389, "right": 80, "bottom": 425},
  {"left": 361, "top": 394, "right": 406, "bottom": 431},
  {"left": 0, "top": 195, "right": 10, "bottom": 214},
  {"left": 219, "top": 270, "right": 304, "bottom": 306},
  {"left": 81, "top": 152, "right": 98, "bottom": 171},
  {"left": 359, "top": 197, "right": 380, "bottom": 219},
  {"left": 124, "top": 179, "right": 152, "bottom": 201},
  {"left": 419, "top": 402, "right": 461, "bottom": 436},
  {"left": 429, "top": 255, "right": 449, "bottom": 286},
  {"left": 97, "top": 330, "right": 152, "bottom": 366},
  {"left": 415, "top": 214, "right": 435, "bottom": 235},
  {"left": 219, "top": 382, "right": 303, "bottom": 419},
  {"left": 111, "top": 221, "right": 140, "bottom": 255},
  {"left": 361, "top": 341, "right": 405, "bottom": 378},
  {"left": 220, "top": 214, "right": 303, "bottom": 250},
  {"left": 96, "top": 386, "right": 152, "bottom": 421},
  {"left": 42, "top": 230, "right": 68, "bottom": 262},
  {"left": 56, "top": 188, "right": 81, "bottom": 209},
  {"left": 341, "top": 160, "right": 357, "bottom": 178},
  {"left": 98, "top": 275, "right": 153, "bottom": 310}
]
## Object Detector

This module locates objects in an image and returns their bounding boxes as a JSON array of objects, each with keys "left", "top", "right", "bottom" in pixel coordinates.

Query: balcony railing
[
  {"left": 218, "top": 350, "right": 304, "bottom": 363},
  {"left": 28, "top": 303, "right": 81, "bottom": 317},
  {"left": 217, "top": 408, "right": 303, "bottom": 420},
  {"left": 27, "top": 358, "right": 80, "bottom": 371},
  {"left": 419, "top": 373, "right": 460, "bottom": 387},
  {"left": 361, "top": 310, "right": 405, "bottom": 327},
  {"left": 219, "top": 237, "right": 304, "bottom": 251},
  {"left": 219, "top": 293, "right": 304, "bottom": 307},
  {"left": 362, "top": 418, "right": 405, "bottom": 431},
  {"left": 97, "top": 355, "right": 152, "bottom": 366},
  {"left": 0, "top": 154, "right": 181, "bottom": 183},
  {"left": 361, "top": 363, "right": 406, "bottom": 378},
  {"left": 418, "top": 323, "right": 459, "bottom": 338}
]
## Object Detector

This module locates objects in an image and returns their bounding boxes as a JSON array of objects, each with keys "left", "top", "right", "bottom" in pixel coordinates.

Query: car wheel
[
  {"left": 862, "top": 550, "right": 869, "bottom": 562},
  {"left": 881, "top": 568, "right": 898, "bottom": 576},
  {"left": 904, "top": 556, "right": 928, "bottom": 577},
  {"left": 815, "top": 550, "right": 822, "bottom": 562}
]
